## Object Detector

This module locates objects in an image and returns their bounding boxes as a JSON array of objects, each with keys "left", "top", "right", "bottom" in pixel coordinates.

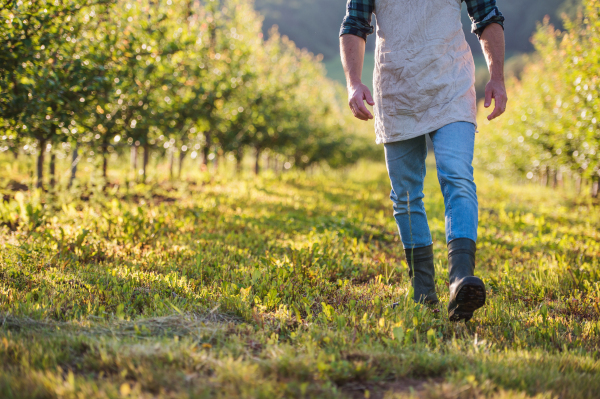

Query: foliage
[
  {"left": 0, "top": 0, "right": 374, "bottom": 188},
  {"left": 1, "top": 157, "right": 600, "bottom": 397},
  {"left": 475, "top": 0, "right": 600, "bottom": 196},
  {"left": 0, "top": 0, "right": 113, "bottom": 188}
]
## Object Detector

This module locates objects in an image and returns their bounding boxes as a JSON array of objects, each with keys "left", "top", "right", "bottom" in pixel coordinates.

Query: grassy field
[{"left": 1, "top": 155, "right": 599, "bottom": 398}]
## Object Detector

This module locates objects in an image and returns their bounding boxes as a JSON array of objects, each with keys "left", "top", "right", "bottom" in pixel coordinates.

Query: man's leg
[
  {"left": 429, "top": 121, "right": 485, "bottom": 321},
  {"left": 384, "top": 135, "right": 438, "bottom": 305},
  {"left": 429, "top": 122, "right": 478, "bottom": 243}
]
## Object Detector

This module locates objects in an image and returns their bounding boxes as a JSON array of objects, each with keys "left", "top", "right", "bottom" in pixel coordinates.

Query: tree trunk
[
  {"left": 551, "top": 168, "right": 557, "bottom": 189},
  {"left": 235, "top": 147, "right": 243, "bottom": 174},
  {"left": 131, "top": 145, "right": 138, "bottom": 180},
  {"left": 102, "top": 143, "right": 108, "bottom": 180},
  {"left": 178, "top": 149, "right": 186, "bottom": 179},
  {"left": 168, "top": 147, "right": 175, "bottom": 181},
  {"left": 557, "top": 169, "right": 563, "bottom": 188},
  {"left": 201, "top": 131, "right": 211, "bottom": 171},
  {"left": 142, "top": 144, "right": 149, "bottom": 182},
  {"left": 592, "top": 178, "right": 599, "bottom": 198},
  {"left": 69, "top": 143, "right": 79, "bottom": 188},
  {"left": 254, "top": 147, "right": 260, "bottom": 175},
  {"left": 213, "top": 147, "right": 219, "bottom": 173},
  {"left": 49, "top": 152, "right": 56, "bottom": 189},
  {"left": 36, "top": 137, "right": 46, "bottom": 189},
  {"left": 575, "top": 174, "right": 582, "bottom": 194}
]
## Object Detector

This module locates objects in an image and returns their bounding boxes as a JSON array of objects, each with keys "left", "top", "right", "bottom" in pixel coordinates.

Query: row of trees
[
  {"left": 1, "top": 0, "right": 374, "bottom": 188},
  {"left": 475, "top": 0, "right": 600, "bottom": 197}
]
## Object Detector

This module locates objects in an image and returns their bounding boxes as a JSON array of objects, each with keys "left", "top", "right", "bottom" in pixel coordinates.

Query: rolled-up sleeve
[
  {"left": 464, "top": 0, "right": 505, "bottom": 39},
  {"left": 339, "top": 0, "right": 375, "bottom": 41}
]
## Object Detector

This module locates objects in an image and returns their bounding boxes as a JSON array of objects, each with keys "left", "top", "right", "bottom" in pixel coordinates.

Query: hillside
[{"left": 255, "top": 0, "right": 580, "bottom": 60}]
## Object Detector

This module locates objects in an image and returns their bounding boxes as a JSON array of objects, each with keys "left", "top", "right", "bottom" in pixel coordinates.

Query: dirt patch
[
  {"left": 6, "top": 180, "right": 28, "bottom": 192},
  {"left": 0, "top": 311, "right": 242, "bottom": 337},
  {"left": 341, "top": 378, "right": 443, "bottom": 399},
  {"left": 119, "top": 193, "right": 178, "bottom": 204},
  {"left": 152, "top": 194, "right": 177, "bottom": 203}
]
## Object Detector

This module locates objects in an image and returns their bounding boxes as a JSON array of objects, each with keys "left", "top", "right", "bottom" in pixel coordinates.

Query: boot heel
[{"left": 448, "top": 277, "right": 486, "bottom": 322}]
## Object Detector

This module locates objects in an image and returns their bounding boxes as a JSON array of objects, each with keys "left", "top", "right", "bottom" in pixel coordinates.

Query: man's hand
[
  {"left": 340, "top": 34, "right": 374, "bottom": 121},
  {"left": 348, "top": 83, "right": 374, "bottom": 121},
  {"left": 484, "top": 78, "right": 507, "bottom": 120},
  {"left": 480, "top": 23, "right": 507, "bottom": 121}
]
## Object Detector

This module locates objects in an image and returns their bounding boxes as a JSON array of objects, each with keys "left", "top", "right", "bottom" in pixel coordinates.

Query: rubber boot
[
  {"left": 447, "top": 238, "right": 486, "bottom": 322},
  {"left": 392, "top": 245, "right": 439, "bottom": 308}
]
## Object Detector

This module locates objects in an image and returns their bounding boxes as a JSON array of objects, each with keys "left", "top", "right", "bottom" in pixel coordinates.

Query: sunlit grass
[{"left": 1, "top": 157, "right": 599, "bottom": 398}]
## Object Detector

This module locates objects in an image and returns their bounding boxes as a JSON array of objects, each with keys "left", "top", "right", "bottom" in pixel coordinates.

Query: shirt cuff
[
  {"left": 472, "top": 10, "right": 505, "bottom": 39},
  {"left": 339, "top": 16, "right": 374, "bottom": 41}
]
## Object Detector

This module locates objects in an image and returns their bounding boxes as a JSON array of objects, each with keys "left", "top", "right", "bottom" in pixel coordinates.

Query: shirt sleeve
[
  {"left": 464, "top": 0, "right": 505, "bottom": 39},
  {"left": 339, "top": 0, "right": 375, "bottom": 42}
]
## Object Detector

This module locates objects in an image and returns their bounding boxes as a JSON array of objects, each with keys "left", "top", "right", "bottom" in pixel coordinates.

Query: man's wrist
[
  {"left": 348, "top": 80, "right": 363, "bottom": 90},
  {"left": 489, "top": 74, "right": 504, "bottom": 84}
]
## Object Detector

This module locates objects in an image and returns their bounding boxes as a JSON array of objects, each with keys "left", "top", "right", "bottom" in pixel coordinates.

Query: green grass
[{"left": 1, "top": 155, "right": 599, "bottom": 398}]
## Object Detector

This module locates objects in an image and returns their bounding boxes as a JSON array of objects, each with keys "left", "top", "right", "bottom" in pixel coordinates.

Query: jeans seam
[
  {"left": 420, "top": 143, "right": 432, "bottom": 246},
  {"left": 437, "top": 164, "right": 453, "bottom": 242},
  {"left": 430, "top": 134, "right": 453, "bottom": 243}
]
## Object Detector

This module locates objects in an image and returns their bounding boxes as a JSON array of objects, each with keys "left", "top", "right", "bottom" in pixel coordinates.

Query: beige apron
[{"left": 373, "top": 0, "right": 477, "bottom": 144}]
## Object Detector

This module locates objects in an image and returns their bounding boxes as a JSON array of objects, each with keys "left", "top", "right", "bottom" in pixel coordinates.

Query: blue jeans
[{"left": 384, "top": 122, "right": 478, "bottom": 249}]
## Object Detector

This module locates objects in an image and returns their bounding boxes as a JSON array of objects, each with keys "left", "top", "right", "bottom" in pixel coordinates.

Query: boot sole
[{"left": 448, "top": 281, "right": 486, "bottom": 322}]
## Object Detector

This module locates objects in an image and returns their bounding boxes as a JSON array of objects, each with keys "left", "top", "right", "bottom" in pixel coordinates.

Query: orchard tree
[
  {"left": 1, "top": 0, "right": 111, "bottom": 188},
  {"left": 476, "top": 0, "right": 600, "bottom": 196}
]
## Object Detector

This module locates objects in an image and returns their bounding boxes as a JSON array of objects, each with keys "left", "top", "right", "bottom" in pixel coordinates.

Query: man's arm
[
  {"left": 339, "top": 0, "right": 375, "bottom": 121},
  {"left": 480, "top": 23, "right": 507, "bottom": 120},
  {"left": 340, "top": 35, "right": 374, "bottom": 121},
  {"left": 464, "top": 0, "right": 507, "bottom": 120}
]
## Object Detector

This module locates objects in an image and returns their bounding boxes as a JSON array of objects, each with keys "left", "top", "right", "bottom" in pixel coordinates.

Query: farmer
[{"left": 340, "top": 0, "right": 506, "bottom": 321}]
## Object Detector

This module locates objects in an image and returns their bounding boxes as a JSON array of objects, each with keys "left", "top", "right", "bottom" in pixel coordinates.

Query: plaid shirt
[{"left": 340, "top": 0, "right": 504, "bottom": 40}]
